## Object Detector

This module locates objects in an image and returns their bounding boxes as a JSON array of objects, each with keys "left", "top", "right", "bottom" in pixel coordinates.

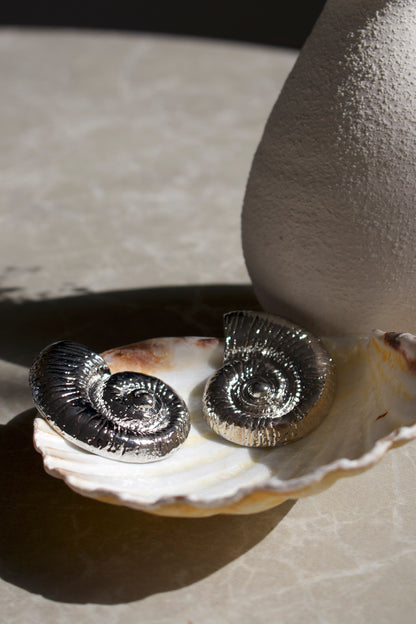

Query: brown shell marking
[
  {"left": 383, "top": 332, "right": 416, "bottom": 372},
  {"left": 195, "top": 337, "right": 221, "bottom": 349},
  {"left": 102, "top": 337, "right": 222, "bottom": 375},
  {"left": 102, "top": 339, "right": 174, "bottom": 375}
]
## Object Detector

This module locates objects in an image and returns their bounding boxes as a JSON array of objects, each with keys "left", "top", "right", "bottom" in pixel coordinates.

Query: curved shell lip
[
  {"left": 32, "top": 332, "right": 416, "bottom": 516},
  {"left": 33, "top": 414, "right": 416, "bottom": 512}
]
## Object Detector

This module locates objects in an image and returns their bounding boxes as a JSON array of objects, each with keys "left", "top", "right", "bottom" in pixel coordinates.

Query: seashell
[
  {"left": 33, "top": 333, "right": 416, "bottom": 517},
  {"left": 202, "top": 311, "right": 335, "bottom": 447},
  {"left": 29, "top": 341, "right": 190, "bottom": 462}
]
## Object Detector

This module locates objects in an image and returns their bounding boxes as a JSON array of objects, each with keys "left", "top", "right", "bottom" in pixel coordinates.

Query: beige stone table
[{"left": 0, "top": 28, "right": 415, "bottom": 624}]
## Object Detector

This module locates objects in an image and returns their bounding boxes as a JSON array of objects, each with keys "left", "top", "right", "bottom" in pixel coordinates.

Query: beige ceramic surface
[
  {"left": 243, "top": 0, "right": 416, "bottom": 336},
  {"left": 1, "top": 28, "right": 416, "bottom": 624}
]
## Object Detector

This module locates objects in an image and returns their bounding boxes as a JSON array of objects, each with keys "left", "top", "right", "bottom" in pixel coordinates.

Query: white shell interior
[{"left": 33, "top": 333, "right": 416, "bottom": 516}]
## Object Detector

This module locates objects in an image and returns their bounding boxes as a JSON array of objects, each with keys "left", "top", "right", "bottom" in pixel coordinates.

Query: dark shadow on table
[
  {"left": 0, "top": 1, "right": 327, "bottom": 49},
  {"left": 0, "top": 285, "right": 295, "bottom": 604},
  {"left": 0, "top": 283, "right": 261, "bottom": 368},
  {"left": 0, "top": 408, "right": 294, "bottom": 604}
]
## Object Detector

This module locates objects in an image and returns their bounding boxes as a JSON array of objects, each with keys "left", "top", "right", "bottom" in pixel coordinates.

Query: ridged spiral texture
[
  {"left": 203, "top": 311, "right": 335, "bottom": 447},
  {"left": 29, "top": 341, "right": 190, "bottom": 462}
]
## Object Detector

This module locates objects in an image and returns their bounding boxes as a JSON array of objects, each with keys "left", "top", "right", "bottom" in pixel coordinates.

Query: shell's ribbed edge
[
  {"left": 33, "top": 333, "right": 416, "bottom": 517},
  {"left": 33, "top": 416, "right": 416, "bottom": 516}
]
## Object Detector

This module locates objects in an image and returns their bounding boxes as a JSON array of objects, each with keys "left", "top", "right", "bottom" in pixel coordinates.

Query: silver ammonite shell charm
[
  {"left": 29, "top": 341, "right": 191, "bottom": 462},
  {"left": 203, "top": 311, "right": 336, "bottom": 447}
]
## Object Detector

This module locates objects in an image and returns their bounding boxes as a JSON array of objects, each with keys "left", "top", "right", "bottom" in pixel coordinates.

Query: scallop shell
[
  {"left": 202, "top": 311, "right": 335, "bottom": 447},
  {"left": 30, "top": 341, "right": 190, "bottom": 462},
  {"left": 33, "top": 332, "right": 416, "bottom": 517}
]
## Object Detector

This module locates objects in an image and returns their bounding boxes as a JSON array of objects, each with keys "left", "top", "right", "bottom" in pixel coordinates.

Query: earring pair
[{"left": 29, "top": 311, "right": 335, "bottom": 463}]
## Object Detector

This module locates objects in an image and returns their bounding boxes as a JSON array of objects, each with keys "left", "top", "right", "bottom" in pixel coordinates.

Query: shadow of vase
[
  {"left": 0, "top": 409, "right": 294, "bottom": 605},
  {"left": 0, "top": 283, "right": 260, "bottom": 367},
  {"left": 0, "top": 284, "right": 296, "bottom": 604}
]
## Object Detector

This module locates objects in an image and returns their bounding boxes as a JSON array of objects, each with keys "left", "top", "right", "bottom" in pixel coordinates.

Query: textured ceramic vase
[{"left": 242, "top": 0, "right": 416, "bottom": 335}]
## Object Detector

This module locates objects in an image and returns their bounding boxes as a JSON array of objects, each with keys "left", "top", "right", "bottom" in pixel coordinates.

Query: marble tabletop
[{"left": 0, "top": 28, "right": 415, "bottom": 624}]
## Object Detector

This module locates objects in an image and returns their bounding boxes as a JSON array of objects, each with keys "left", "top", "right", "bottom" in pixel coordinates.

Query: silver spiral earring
[
  {"left": 29, "top": 341, "right": 191, "bottom": 462},
  {"left": 202, "top": 311, "right": 335, "bottom": 447}
]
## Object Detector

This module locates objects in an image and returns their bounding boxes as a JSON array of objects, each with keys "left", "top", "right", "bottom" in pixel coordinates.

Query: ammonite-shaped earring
[
  {"left": 203, "top": 311, "right": 335, "bottom": 447},
  {"left": 29, "top": 341, "right": 190, "bottom": 462}
]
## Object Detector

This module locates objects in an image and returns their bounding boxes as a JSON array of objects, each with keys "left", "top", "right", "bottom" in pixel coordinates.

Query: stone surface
[{"left": 1, "top": 27, "right": 415, "bottom": 624}]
